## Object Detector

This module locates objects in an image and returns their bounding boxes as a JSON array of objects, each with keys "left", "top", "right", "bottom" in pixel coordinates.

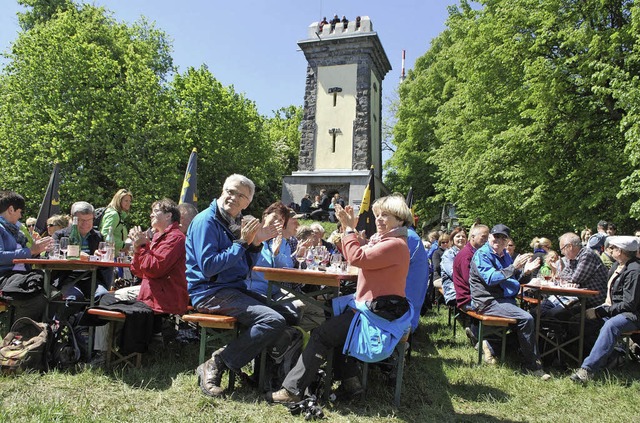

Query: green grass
[{"left": 2, "top": 309, "right": 640, "bottom": 422}]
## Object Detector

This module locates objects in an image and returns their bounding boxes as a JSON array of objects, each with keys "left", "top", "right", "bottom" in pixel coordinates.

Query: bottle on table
[{"left": 66, "top": 216, "right": 81, "bottom": 260}]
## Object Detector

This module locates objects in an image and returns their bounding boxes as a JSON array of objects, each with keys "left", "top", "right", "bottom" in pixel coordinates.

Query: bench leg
[
  {"left": 477, "top": 322, "right": 484, "bottom": 365},
  {"left": 393, "top": 341, "right": 407, "bottom": 407},
  {"left": 198, "top": 326, "right": 208, "bottom": 364}
]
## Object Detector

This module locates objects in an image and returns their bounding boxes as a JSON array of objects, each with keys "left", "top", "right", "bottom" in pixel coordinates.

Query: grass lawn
[{"left": 2, "top": 307, "right": 640, "bottom": 422}]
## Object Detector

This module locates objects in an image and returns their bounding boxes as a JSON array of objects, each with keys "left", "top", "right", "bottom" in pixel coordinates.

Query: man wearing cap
[
  {"left": 571, "top": 236, "right": 640, "bottom": 383},
  {"left": 468, "top": 224, "right": 549, "bottom": 378},
  {"left": 587, "top": 220, "right": 608, "bottom": 253}
]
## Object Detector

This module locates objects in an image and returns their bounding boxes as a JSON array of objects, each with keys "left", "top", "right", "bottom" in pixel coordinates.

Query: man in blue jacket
[
  {"left": 468, "top": 224, "right": 549, "bottom": 379},
  {"left": 187, "top": 174, "right": 284, "bottom": 397}
]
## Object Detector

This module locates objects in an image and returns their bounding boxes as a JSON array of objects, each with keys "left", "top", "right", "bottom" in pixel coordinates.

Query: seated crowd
[{"left": 1, "top": 181, "right": 640, "bottom": 406}]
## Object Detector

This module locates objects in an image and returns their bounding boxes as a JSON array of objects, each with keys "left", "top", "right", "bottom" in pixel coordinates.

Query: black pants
[{"left": 282, "top": 311, "right": 359, "bottom": 396}]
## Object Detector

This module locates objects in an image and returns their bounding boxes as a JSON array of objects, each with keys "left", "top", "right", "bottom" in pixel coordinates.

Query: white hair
[{"left": 223, "top": 174, "right": 255, "bottom": 200}]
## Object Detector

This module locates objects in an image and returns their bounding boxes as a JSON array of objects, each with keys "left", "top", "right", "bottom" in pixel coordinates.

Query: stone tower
[{"left": 281, "top": 16, "right": 391, "bottom": 207}]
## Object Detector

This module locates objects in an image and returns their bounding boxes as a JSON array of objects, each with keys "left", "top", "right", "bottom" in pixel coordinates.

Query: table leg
[
  {"left": 578, "top": 297, "right": 586, "bottom": 364},
  {"left": 43, "top": 269, "right": 52, "bottom": 321},
  {"left": 88, "top": 269, "right": 97, "bottom": 360}
]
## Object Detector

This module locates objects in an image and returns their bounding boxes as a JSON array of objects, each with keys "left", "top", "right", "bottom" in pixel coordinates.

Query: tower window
[
  {"left": 328, "top": 128, "right": 341, "bottom": 153},
  {"left": 328, "top": 87, "right": 342, "bottom": 107}
]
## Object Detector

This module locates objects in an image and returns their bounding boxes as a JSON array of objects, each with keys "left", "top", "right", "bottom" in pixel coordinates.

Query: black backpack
[
  {"left": 261, "top": 326, "right": 306, "bottom": 392},
  {"left": 48, "top": 319, "right": 81, "bottom": 370},
  {"left": 93, "top": 207, "right": 107, "bottom": 230}
]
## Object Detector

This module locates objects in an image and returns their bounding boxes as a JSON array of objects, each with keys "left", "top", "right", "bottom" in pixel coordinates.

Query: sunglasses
[{"left": 27, "top": 224, "right": 35, "bottom": 228}]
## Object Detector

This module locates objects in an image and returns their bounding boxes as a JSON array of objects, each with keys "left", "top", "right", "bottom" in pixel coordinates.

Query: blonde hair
[
  {"left": 372, "top": 195, "right": 413, "bottom": 227},
  {"left": 108, "top": 189, "right": 133, "bottom": 212},
  {"left": 530, "top": 237, "right": 552, "bottom": 250},
  {"left": 47, "top": 214, "right": 69, "bottom": 228}
]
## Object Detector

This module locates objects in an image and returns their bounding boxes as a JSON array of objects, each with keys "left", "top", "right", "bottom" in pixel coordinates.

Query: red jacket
[{"left": 132, "top": 222, "right": 188, "bottom": 315}]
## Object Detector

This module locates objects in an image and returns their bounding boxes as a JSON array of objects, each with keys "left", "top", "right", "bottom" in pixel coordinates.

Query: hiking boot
[
  {"left": 465, "top": 327, "right": 478, "bottom": 346},
  {"left": 482, "top": 340, "right": 498, "bottom": 365},
  {"left": 530, "top": 368, "right": 552, "bottom": 381},
  {"left": 570, "top": 367, "right": 593, "bottom": 384},
  {"left": 266, "top": 388, "right": 301, "bottom": 404},
  {"left": 196, "top": 351, "right": 227, "bottom": 397}
]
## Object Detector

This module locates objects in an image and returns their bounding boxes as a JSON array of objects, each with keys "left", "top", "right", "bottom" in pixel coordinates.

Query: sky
[{"left": 0, "top": 0, "right": 456, "bottom": 117}]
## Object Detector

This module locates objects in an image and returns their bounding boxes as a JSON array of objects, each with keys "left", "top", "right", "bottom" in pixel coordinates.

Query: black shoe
[{"left": 196, "top": 350, "right": 227, "bottom": 397}]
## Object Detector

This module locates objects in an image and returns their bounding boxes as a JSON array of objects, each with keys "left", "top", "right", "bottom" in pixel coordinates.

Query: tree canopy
[
  {"left": 387, "top": 0, "right": 640, "bottom": 244},
  {"left": 0, "top": 0, "right": 300, "bottom": 226}
]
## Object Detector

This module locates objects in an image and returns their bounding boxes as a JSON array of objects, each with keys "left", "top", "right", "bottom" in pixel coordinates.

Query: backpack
[
  {"left": 261, "top": 326, "right": 306, "bottom": 392},
  {"left": 93, "top": 207, "right": 107, "bottom": 230},
  {"left": 48, "top": 319, "right": 81, "bottom": 370},
  {"left": 0, "top": 317, "right": 49, "bottom": 374}
]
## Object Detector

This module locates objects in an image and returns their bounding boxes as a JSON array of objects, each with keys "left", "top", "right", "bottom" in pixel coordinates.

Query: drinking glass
[
  {"left": 305, "top": 248, "right": 316, "bottom": 271},
  {"left": 98, "top": 242, "right": 108, "bottom": 262},
  {"left": 59, "top": 237, "right": 69, "bottom": 259},
  {"left": 49, "top": 242, "right": 60, "bottom": 259},
  {"left": 295, "top": 246, "right": 307, "bottom": 269},
  {"left": 330, "top": 253, "right": 342, "bottom": 272}
]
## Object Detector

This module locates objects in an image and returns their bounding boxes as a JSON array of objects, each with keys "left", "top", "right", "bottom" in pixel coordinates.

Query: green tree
[
  {"left": 0, "top": 3, "right": 177, "bottom": 225},
  {"left": 170, "top": 66, "right": 276, "bottom": 213},
  {"left": 264, "top": 105, "right": 303, "bottom": 177},
  {"left": 388, "top": 0, "right": 639, "bottom": 244},
  {"left": 17, "top": 0, "right": 73, "bottom": 30}
]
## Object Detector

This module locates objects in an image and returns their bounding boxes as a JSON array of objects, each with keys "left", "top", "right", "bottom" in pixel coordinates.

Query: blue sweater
[
  {"left": 0, "top": 224, "right": 32, "bottom": 276},
  {"left": 405, "top": 228, "right": 428, "bottom": 332},
  {"left": 245, "top": 238, "right": 294, "bottom": 297},
  {"left": 186, "top": 199, "right": 261, "bottom": 307}
]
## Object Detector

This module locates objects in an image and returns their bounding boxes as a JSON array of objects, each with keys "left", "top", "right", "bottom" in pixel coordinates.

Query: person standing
[
  {"left": 187, "top": 174, "right": 284, "bottom": 397},
  {"left": 100, "top": 189, "right": 132, "bottom": 254}
]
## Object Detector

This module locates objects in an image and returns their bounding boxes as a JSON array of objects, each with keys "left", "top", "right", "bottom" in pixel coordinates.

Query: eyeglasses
[
  {"left": 151, "top": 208, "right": 166, "bottom": 215},
  {"left": 47, "top": 223, "right": 57, "bottom": 228},
  {"left": 224, "top": 188, "right": 249, "bottom": 201},
  {"left": 27, "top": 224, "right": 35, "bottom": 228},
  {"left": 560, "top": 244, "right": 570, "bottom": 252}
]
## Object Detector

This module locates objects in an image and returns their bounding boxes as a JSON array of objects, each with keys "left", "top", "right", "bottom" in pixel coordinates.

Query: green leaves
[
  {"left": 388, "top": 0, "right": 640, "bottom": 242},
  {"left": 0, "top": 1, "right": 300, "bottom": 225}
]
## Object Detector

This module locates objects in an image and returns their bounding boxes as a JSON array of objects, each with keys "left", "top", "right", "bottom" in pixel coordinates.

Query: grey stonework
[{"left": 297, "top": 33, "right": 391, "bottom": 172}]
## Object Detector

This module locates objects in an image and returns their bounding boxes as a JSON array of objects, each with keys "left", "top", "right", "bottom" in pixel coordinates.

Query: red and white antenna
[{"left": 400, "top": 50, "right": 406, "bottom": 82}]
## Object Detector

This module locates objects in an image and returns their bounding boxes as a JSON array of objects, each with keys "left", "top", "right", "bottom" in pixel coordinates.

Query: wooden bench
[
  {"left": 85, "top": 308, "right": 142, "bottom": 368},
  {"left": 463, "top": 310, "right": 517, "bottom": 365},
  {"left": 181, "top": 313, "right": 239, "bottom": 392},
  {"left": 361, "top": 331, "right": 411, "bottom": 407}
]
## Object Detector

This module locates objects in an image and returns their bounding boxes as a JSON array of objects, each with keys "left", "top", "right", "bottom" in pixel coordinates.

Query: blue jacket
[
  {"left": 0, "top": 223, "right": 33, "bottom": 276},
  {"left": 469, "top": 242, "right": 521, "bottom": 310},
  {"left": 405, "top": 228, "right": 428, "bottom": 332},
  {"left": 441, "top": 246, "right": 459, "bottom": 304},
  {"left": 186, "top": 199, "right": 261, "bottom": 307},
  {"left": 333, "top": 294, "right": 413, "bottom": 363},
  {"left": 245, "top": 238, "right": 294, "bottom": 298}
]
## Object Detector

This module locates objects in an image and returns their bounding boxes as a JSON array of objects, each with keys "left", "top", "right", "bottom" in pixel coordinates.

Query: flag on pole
[
  {"left": 406, "top": 187, "right": 417, "bottom": 226},
  {"left": 356, "top": 167, "right": 376, "bottom": 238},
  {"left": 179, "top": 148, "right": 198, "bottom": 206},
  {"left": 35, "top": 163, "right": 61, "bottom": 234}
]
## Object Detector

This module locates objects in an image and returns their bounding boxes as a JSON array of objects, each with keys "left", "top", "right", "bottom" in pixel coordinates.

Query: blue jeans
[
  {"left": 582, "top": 314, "right": 640, "bottom": 372},
  {"left": 479, "top": 298, "right": 541, "bottom": 369},
  {"left": 195, "top": 287, "right": 291, "bottom": 371}
]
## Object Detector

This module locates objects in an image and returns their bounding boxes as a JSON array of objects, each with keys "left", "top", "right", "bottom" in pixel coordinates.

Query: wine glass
[
  {"left": 539, "top": 266, "right": 552, "bottom": 284},
  {"left": 295, "top": 246, "right": 307, "bottom": 269},
  {"left": 305, "top": 247, "right": 316, "bottom": 271},
  {"left": 98, "top": 242, "right": 108, "bottom": 262},
  {"left": 330, "top": 253, "right": 342, "bottom": 272},
  {"left": 59, "top": 237, "right": 69, "bottom": 259}
]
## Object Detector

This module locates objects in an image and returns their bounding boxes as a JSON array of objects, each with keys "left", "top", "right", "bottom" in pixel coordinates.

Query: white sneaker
[
  {"left": 482, "top": 340, "right": 498, "bottom": 365},
  {"left": 530, "top": 369, "right": 552, "bottom": 381}
]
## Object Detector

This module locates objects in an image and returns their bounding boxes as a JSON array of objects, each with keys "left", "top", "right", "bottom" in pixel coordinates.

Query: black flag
[
  {"left": 356, "top": 167, "right": 376, "bottom": 238},
  {"left": 179, "top": 148, "right": 198, "bottom": 206},
  {"left": 35, "top": 163, "right": 61, "bottom": 234}
]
